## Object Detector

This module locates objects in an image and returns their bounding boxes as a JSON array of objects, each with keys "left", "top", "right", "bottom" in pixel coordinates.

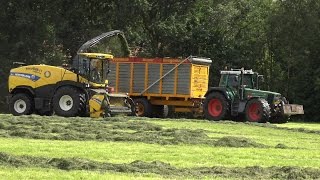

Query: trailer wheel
[
  {"left": 134, "top": 98, "right": 153, "bottom": 117},
  {"left": 53, "top": 86, "right": 81, "bottom": 117},
  {"left": 9, "top": 93, "right": 33, "bottom": 116},
  {"left": 245, "top": 98, "right": 270, "bottom": 123},
  {"left": 204, "top": 92, "right": 229, "bottom": 120},
  {"left": 153, "top": 105, "right": 169, "bottom": 118}
]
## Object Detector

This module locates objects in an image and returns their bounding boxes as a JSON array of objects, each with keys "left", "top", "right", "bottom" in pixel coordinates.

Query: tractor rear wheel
[
  {"left": 53, "top": 86, "right": 82, "bottom": 117},
  {"left": 204, "top": 92, "right": 229, "bottom": 121},
  {"left": 9, "top": 93, "right": 33, "bottom": 116},
  {"left": 134, "top": 98, "right": 153, "bottom": 117},
  {"left": 245, "top": 98, "right": 270, "bottom": 123}
]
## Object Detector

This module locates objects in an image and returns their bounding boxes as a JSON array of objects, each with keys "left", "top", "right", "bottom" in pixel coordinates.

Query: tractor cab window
[
  {"left": 227, "top": 75, "right": 240, "bottom": 88},
  {"left": 242, "top": 74, "right": 253, "bottom": 89},
  {"left": 219, "top": 74, "right": 228, "bottom": 87}
]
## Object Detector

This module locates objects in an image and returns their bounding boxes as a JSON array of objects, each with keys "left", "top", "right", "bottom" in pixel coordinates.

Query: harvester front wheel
[
  {"left": 204, "top": 92, "right": 229, "bottom": 121},
  {"left": 134, "top": 98, "right": 152, "bottom": 117},
  {"left": 245, "top": 98, "right": 270, "bottom": 123},
  {"left": 9, "top": 93, "right": 33, "bottom": 116},
  {"left": 53, "top": 86, "right": 81, "bottom": 117}
]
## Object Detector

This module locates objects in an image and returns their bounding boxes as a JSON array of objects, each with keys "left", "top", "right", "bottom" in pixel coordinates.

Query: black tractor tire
[
  {"left": 245, "top": 98, "right": 271, "bottom": 123},
  {"left": 9, "top": 93, "right": 33, "bottom": 116},
  {"left": 134, "top": 98, "right": 153, "bottom": 117},
  {"left": 53, "top": 86, "right": 82, "bottom": 117},
  {"left": 204, "top": 92, "right": 229, "bottom": 121},
  {"left": 153, "top": 105, "right": 169, "bottom": 118}
]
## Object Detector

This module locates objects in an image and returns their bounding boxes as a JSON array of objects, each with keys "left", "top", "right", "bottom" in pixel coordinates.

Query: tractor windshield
[{"left": 242, "top": 74, "right": 254, "bottom": 89}]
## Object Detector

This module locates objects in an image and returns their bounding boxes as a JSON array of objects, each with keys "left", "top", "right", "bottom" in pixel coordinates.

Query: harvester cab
[
  {"left": 7, "top": 30, "right": 135, "bottom": 118},
  {"left": 204, "top": 69, "right": 304, "bottom": 123}
]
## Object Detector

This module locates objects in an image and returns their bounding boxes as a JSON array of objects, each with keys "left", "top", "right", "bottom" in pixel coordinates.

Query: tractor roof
[{"left": 220, "top": 69, "right": 254, "bottom": 75}]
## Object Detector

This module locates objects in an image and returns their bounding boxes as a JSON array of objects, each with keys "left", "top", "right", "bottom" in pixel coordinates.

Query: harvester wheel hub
[
  {"left": 59, "top": 95, "right": 73, "bottom": 111},
  {"left": 208, "top": 99, "right": 222, "bottom": 117},
  {"left": 14, "top": 99, "right": 27, "bottom": 113}
]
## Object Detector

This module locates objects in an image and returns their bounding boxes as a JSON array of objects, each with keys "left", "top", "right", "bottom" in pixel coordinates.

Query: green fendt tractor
[{"left": 203, "top": 69, "right": 304, "bottom": 123}]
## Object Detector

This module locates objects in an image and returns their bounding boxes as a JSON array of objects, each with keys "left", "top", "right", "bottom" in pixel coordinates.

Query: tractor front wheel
[
  {"left": 245, "top": 98, "right": 270, "bottom": 123},
  {"left": 204, "top": 92, "right": 229, "bottom": 121}
]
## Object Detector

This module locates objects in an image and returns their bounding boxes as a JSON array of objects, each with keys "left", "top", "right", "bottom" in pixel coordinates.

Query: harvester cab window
[
  {"left": 90, "top": 59, "right": 103, "bottom": 83},
  {"left": 79, "top": 57, "right": 90, "bottom": 77}
]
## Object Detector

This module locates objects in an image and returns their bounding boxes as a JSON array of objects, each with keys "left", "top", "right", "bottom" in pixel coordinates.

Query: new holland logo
[
  {"left": 44, "top": 71, "right": 51, "bottom": 78},
  {"left": 10, "top": 72, "right": 40, "bottom": 82}
]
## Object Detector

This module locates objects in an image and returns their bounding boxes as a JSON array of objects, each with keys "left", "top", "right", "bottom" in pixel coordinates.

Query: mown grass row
[
  {"left": 0, "top": 114, "right": 319, "bottom": 179},
  {"left": 0, "top": 152, "right": 319, "bottom": 179}
]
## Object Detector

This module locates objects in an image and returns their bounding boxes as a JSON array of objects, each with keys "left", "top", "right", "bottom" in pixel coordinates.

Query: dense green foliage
[{"left": 1, "top": 0, "right": 319, "bottom": 121}]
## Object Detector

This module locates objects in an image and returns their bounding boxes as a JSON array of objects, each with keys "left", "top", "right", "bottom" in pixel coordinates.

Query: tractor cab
[{"left": 219, "top": 69, "right": 260, "bottom": 90}]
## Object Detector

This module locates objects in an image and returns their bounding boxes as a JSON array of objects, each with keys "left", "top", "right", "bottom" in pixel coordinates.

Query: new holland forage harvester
[{"left": 7, "top": 30, "right": 135, "bottom": 118}]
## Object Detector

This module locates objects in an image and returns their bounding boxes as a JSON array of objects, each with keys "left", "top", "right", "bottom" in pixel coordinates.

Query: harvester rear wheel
[
  {"left": 53, "top": 86, "right": 81, "bottom": 117},
  {"left": 134, "top": 98, "right": 153, "bottom": 117},
  {"left": 245, "top": 98, "right": 270, "bottom": 123},
  {"left": 204, "top": 92, "right": 229, "bottom": 121},
  {"left": 9, "top": 93, "right": 33, "bottom": 116}
]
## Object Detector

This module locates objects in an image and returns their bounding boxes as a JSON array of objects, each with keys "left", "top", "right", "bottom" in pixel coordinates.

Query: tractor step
[{"left": 231, "top": 99, "right": 240, "bottom": 116}]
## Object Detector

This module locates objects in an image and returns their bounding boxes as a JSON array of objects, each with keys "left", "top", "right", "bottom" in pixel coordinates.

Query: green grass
[
  {"left": 0, "top": 166, "right": 161, "bottom": 180},
  {"left": 146, "top": 119, "right": 320, "bottom": 149},
  {"left": 0, "top": 115, "right": 319, "bottom": 179},
  {"left": 0, "top": 137, "right": 319, "bottom": 168},
  {"left": 276, "top": 122, "right": 320, "bottom": 131}
]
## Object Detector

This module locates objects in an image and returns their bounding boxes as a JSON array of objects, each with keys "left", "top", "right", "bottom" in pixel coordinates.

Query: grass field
[{"left": 0, "top": 114, "right": 319, "bottom": 179}]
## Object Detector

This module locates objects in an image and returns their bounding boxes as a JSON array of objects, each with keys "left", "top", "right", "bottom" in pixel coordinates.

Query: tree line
[{"left": 0, "top": 0, "right": 319, "bottom": 121}]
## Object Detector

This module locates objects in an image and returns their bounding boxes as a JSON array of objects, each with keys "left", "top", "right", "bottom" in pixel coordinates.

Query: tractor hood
[{"left": 244, "top": 88, "right": 281, "bottom": 100}]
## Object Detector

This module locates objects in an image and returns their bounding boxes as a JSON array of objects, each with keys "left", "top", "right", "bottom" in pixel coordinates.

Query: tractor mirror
[
  {"left": 234, "top": 75, "right": 239, "bottom": 82},
  {"left": 259, "top": 75, "right": 264, "bottom": 83}
]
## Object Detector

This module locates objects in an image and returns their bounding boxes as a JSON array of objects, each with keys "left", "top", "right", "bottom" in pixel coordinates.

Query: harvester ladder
[{"left": 140, "top": 56, "right": 191, "bottom": 95}]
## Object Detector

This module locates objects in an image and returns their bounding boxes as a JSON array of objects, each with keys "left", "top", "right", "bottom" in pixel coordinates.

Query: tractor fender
[{"left": 204, "top": 87, "right": 230, "bottom": 101}]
